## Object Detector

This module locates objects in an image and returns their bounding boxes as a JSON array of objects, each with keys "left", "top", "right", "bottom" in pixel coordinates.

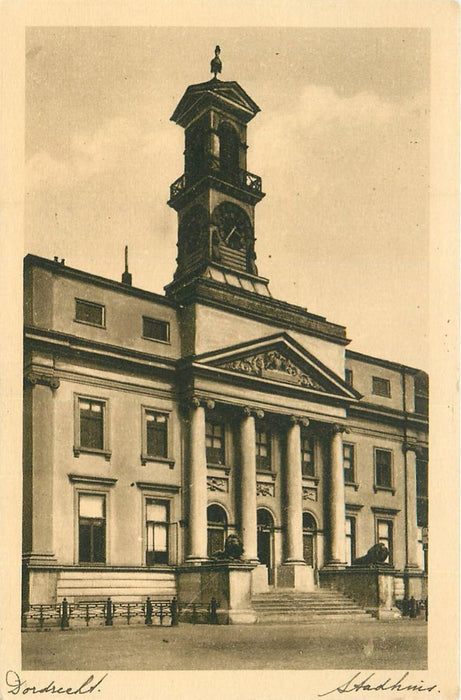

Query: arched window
[
  {"left": 185, "top": 120, "right": 206, "bottom": 180},
  {"left": 218, "top": 122, "right": 239, "bottom": 174},
  {"left": 302, "top": 512, "right": 317, "bottom": 568},
  {"left": 207, "top": 504, "right": 228, "bottom": 557}
]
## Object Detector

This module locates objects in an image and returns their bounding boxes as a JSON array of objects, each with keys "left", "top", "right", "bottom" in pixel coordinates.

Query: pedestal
[
  {"left": 178, "top": 561, "right": 257, "bottom": 624},
  {"left": 278, "top": 562, "right": 314, "bottom": 591}
]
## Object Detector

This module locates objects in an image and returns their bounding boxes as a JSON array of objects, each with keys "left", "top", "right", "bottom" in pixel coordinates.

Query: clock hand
[{"left": 225, "top": 226, "right": 237, "bottom": 243}]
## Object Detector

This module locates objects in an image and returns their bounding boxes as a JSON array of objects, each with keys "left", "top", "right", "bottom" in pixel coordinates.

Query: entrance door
[
  {"left": 302, "top": 512, "right": 317, "bottom": 570},
  {"left": 257, "top": 508, "right": 274, "bottom": 585}
]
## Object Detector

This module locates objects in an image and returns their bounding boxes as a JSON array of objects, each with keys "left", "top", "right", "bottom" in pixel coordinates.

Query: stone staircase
[{"left": 252, "top": 589, "right": 377, "bottom": 624}]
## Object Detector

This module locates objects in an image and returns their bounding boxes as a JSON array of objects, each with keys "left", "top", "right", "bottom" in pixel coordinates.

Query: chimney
[{"left": 122, "top": 245, "right": 132, "bottom": 285}]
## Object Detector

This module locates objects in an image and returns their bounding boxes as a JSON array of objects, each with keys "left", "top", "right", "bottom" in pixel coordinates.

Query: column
[
  {"left": 186, "top": 397, "right": 210, "bottom": 561},
  {"left": 240, "top": 407, "right": 258, "bottom": 561},
  {"left": 403, "top": 444, "right": 422, "bottom": 570},
  {"left": 326, "top": 424, "right": 347, "bottom": 567},
  {"left": 284, "top": 417, "right": 305, "bottom": 563}
]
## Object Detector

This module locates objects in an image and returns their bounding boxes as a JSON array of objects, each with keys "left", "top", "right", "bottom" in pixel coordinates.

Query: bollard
[
  {"left": 105, "top": 597, "right": 114, "bottom": 626},
  {"left": 60, "top": 598, "right": 70, "bottom": 630},
  {"left": 170, "top": 597, "right": 179, "bottom": 627},
  {"left": 409, "top": 596, "right": 417, "bottom": 619},
  {"left": 209, "top": 597, "right": 218, "bottom": 625},
  {"left": 145, "top": 597, "right": 153, "bottom": 626}
]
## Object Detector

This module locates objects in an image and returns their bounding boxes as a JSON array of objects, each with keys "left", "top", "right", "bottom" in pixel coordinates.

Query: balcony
[{"left": 169, "top": 160, "right": 263, "bottom": 202}]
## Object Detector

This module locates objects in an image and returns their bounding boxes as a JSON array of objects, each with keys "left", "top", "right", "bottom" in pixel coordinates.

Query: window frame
[
  {"left": 205, "top": 419, "right": 226, "bottom": 467},
  {"left": 74, "top": 298, "right": 106, "bottom": 329},
  {"left": 139, "top": 487, "right": 177, "bottom": 567},
  {"left": 300, "top": 430, "right": 316, "bottom": 479},
  {"left": 372, "top": 376, "right": 391, "bottom": 398},
  {"left": 141, "top": 406, "right": 174, "bottom": 467},
  {"left": 343, "top": 442, "right": 358, "bottom": 489},
  {"left": 73, "top": 486, "right": 111, "bottom": 566},
  {"left": 375, "top": 518, "right": 394, "bottom": 566},
  {"left": 142, "top": 316, "right": 170, "bottom": 344},
  {"left": 255, "top": 424, "right": 272, "bottom": 472},
  {"left": 373, "top": 447, "right": 395, "bottom": 494},
  {"left": 345, "top": 515, "right": 357, "bottom": 566},
  {"left": 145, "top": 497, "right": 170, "bottom": 566},
  {"left": 73, "top": 394, "right": 111, "bottom": 460}
]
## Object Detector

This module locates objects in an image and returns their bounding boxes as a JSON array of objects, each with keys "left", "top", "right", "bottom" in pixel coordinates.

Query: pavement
[{"left": 22, "top": 618, "right": 427, "bottom": 671}]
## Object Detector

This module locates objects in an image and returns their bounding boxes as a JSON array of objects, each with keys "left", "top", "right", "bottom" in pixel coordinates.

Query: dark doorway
[
  {"left": 302, "top": 512, "right": 317, "bottom": 569},
  {"left": 257, "top": 508, "right": 274, "bottom": 585},
  {"left": 207, "top": 504, "right": 227, "bottom": 557}
]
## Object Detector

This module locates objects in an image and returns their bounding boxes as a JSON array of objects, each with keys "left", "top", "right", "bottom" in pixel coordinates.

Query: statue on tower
[{"left": 210, "top": 45, "right": 222, "bottom": 79}]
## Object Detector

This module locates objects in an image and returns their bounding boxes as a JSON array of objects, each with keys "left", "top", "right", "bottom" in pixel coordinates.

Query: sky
[{"left": 25, "top": 27, "right": 430, "bottom": 369}]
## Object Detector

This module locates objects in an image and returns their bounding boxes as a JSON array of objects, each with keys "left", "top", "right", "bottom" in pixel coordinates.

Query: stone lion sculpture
[
  {"left": 352, "top": 543, "right": 390, "bottom": 566},
  {"left": 212, "top": 534, "right": 244, "bottom": 560}
]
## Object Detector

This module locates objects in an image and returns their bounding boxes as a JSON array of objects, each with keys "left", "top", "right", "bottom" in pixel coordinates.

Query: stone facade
[{"left": 22, "top": 68, "right": 428, "bottom": 613}]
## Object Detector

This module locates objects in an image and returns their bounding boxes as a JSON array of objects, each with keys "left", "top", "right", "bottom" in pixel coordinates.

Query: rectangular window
[
  {"left": 79, "top": 493, "right": 106, "bottom": 563},
  {"left": 145, "top": 411, "right": 168, "bottom": 459},
  {"left": 375, "top": 448, "right": 393, "bottom": 488},
  {"left": 416, "top": 454, "right": 428, "bottom": 528},
  {"left": 142, "top": 316, "right": 170, "bottom": 342},
  {"left": 205, "top": 421, "right": 225, "bottom": 465},
  {"left": 75, "top": 299, "right": 105, "bottom": 327},
  {"left": 146, "top": 499, "right": 169, "bottom": 565},
  {"left": 79, "top": 399, "right": 104, "bottom": 450},
  {"left": 345, "top": 516, "right": 356, "bottom": 566},
  {"left": 345, "top": 369, "right": 353, "bottom": 386},
  {"left": 376, "top": 519, "right": 393, "bottom": 565},
  {"left": 301, "top": 431, "right": 315, "bottom": 477},
  {"left": 372, "top": 376, "right": 391, "bottom": 397},
  {"left": 343, "top": 443, "right": 355, "bottom": 484},
  {"left": 256, "top": 427, "right": 271, "bottom": 471}
]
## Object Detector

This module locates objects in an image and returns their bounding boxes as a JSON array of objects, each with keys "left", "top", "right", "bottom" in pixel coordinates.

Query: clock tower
[{"left": 165, "top": 48, "right": 270, "bottom": 300}]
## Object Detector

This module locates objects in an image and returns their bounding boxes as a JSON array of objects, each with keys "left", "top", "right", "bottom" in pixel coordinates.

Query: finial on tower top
[{"left": 210, "top": 45, "right": 222, "bottom": 79}]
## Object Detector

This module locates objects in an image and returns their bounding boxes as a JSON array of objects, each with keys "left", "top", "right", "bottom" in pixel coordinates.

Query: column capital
[
  {"left": 330, "top": 422, "right": 350, "bottom": 436},
  {"left": 289, "top": 415, "right": 310, "bottom": 427},
  {"left": 402, "top": 442, "right": 425, "bottom": 458},
  {"left": 24, "top": 370, "right": 60, "bottom": 391},
  {"left": 242, "top": 406, "right": 264, "bottom": 419},
  {"left": 188, "top": 396, "right": 215, "bottom": 410}
]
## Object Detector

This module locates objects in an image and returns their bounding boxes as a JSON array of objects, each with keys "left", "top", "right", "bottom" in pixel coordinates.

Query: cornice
[
  {"left": 24, "top": 326, "right": 178, "bottom": 373},
  {"left": 166, "top": 278, "right": 350, "bottom": 346},
  {"left": 346, "top": 348, "right": 424, "bottom": 375},
  {"left": 68, "top": 474, "right": 117, "bottom": 487},
  {"left": 24, "top": 254, "right": 176, "bottom": 308}
]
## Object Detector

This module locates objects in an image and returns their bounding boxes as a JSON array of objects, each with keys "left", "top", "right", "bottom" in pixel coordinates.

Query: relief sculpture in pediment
[{"left": 221, "top": 350, "right": 324, "bottom": 390}]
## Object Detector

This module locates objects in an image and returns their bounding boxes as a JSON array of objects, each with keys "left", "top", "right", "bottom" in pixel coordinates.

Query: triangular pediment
[
  {"left": 171, "top": 80, "right": 260, "bottom": 126},
  {"left": 193, "top": 333, "right": 360, "bottom": 401}
]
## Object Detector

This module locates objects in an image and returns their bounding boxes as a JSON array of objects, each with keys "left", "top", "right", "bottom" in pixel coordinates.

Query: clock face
[
  {"left": 211, "top": 202, "right": 253, "bottom": 251},
  {"left": 179, "top": 206, "right": 209, "bottom": 254}
]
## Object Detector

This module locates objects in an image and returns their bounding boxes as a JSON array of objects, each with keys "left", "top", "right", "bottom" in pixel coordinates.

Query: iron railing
[
  {"left": 169, "top": 161, "right": 262, "bottom": 201},
  {"left": 22, "top": 596, "right": 221, "bottom": 630}
]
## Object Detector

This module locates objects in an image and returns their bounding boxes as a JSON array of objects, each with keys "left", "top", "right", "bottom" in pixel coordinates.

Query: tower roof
[{"left": 171, "top": 78, "right": 260, "bottom": 127}]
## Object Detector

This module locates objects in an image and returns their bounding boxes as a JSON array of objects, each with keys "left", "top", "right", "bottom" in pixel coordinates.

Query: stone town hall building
[{"left": 23, "top": 57, "right": 428, "bottom": 620}]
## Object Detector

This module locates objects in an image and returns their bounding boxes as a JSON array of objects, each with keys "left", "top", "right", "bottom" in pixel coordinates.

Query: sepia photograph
[{"left": 0, "top": 3, "right": 458, "bottom": 699}]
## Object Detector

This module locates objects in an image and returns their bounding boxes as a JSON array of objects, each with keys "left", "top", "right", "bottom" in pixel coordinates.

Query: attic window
[
  {"left": 372, "top": 376, "right": 391, "bottom": 397},
  {"left": 142, "top": 317, "right": 170, "bottom": 343},
  {"left": 75, "top": 299, "right": 105, "bottom": 328}
]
